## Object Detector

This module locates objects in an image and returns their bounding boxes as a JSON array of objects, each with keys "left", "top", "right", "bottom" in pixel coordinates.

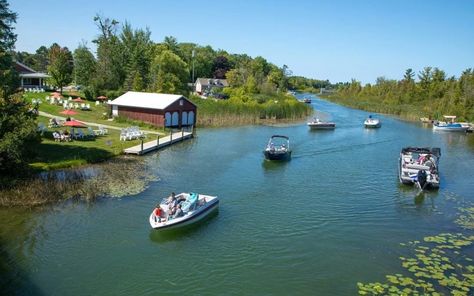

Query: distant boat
[
  {"left": 149, "top": 192, "right": 219, "bottom": 230},
  {"left": 433, "top": 116, "right": 469, "bottom": 132},
  {"left": 263, "top": 135, "right": 291, "bottom": 161},
  {"left": 364, "top": 115, "right": 381, "bottom": 128},
  {"left": 307, "top": 118, "right": 336, "bottom": 129},
  {"left": 399, "top": 147, "right": 441, "bottom": 190},
  {"left": 302, "top": 98, "right": 311, "bottom": 104}
]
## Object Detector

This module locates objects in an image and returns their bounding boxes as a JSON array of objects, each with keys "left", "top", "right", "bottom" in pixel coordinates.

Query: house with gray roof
[
  {"left": 195, "top": 78, "right": 228, "bottom": 96},
  {"left": 15, "top": 61, "right": 50, "bottom": 89}
]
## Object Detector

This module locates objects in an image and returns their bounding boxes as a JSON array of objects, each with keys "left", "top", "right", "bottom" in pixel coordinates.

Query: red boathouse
[{"left": 108, "top": 91, "right": 197, "bottom": 128}]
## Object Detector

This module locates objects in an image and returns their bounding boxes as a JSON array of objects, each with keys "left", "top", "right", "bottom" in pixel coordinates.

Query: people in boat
[
  {"left": 176, "top": 194, "right": 187, "bottom": 204},
  {"left": 173, "top": 204, "right": 184, "bottom": 219},
  {"left": 154, "top": 205, "right": 162, "bottom": 223}
]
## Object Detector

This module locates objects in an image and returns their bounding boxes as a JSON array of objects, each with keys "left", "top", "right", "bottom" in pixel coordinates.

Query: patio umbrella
[
  {"left": 63, "top": 120, "right": 87, "bottom": 128},
  {"left": 51, "top": 92, "right": 62, "bottom": 98},
  {"left": 60, "top": 109, "right": 78, "bottom": 115},
  {"left": 97, "top": 95, "right": 108, "bottom": 100},
  {"left": 72, "top": 97, "right": 85, "bottom": 102}
]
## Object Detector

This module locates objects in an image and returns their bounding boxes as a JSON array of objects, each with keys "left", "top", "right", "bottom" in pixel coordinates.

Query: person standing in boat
[{"left": 153, "top": 204, "right": 162, "bottom": 223}]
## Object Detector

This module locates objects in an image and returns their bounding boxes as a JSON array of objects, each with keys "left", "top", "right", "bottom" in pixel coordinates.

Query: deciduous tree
[{"left": 47, "top": 44, "right": 73, "bottom": 93}]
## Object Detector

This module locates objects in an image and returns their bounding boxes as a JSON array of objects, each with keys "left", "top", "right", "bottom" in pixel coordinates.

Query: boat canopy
[
  {"left": 270, "top": 135, "right": 289, "bottom": 140},
  {"left": 401, "top": 147, "right": 441, "bottom": 158}
]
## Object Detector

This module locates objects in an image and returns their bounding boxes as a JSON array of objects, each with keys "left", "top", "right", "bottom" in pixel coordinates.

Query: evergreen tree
[
  {"left": 73, "top": 43, "right": 96, "bottom": 87},
  {"left": 0, "top": 0, "right": 18, "bottom": 96}
]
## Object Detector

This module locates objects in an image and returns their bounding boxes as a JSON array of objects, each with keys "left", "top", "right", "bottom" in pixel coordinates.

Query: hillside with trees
[{"left": 325, "top": 68, "right": 474, "bottom": 121}]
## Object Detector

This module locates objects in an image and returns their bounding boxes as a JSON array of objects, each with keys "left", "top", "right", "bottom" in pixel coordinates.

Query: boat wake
[{"left": 291, "top": 138, "right": 396, "bottom": 159}]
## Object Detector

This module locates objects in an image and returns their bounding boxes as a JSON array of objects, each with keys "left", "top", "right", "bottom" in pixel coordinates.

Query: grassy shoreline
[{"left": 320, "top": 94, "right": 433, "bottom": 122}]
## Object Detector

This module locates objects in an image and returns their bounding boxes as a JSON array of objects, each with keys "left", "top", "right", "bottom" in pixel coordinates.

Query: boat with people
[
  {"left": 149, "top": 192, "right": 219, "bottom": 230},
  {"left": 398, "top": 147, "right": 441, "bottom": 190},
  {"left": 307, "top": 118, "right": 336, "bottom": 130},
  {"left": 302, "top": 98, "right": 311, "bottom": 104},
  {"left": 433, "top": 115, "right": 469, "bottom": 132},
  {"left": 263, "top": 135, "right": 291, "bottom": 161},
  {"left": 364, "top": 115, "right": 381, "bottom": 128}
]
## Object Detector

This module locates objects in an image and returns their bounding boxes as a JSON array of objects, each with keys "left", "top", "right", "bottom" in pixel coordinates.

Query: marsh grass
[
  {"left": 0, "top": 157, "right": 157, "bottom": 207},
  {"left": 192, "top": 96, "right": 313, "bottom": 127}
]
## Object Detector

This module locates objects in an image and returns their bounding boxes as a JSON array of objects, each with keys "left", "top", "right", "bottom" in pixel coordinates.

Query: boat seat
[{"left": 405, "top": 164, "right": 430, "bottom": 170}]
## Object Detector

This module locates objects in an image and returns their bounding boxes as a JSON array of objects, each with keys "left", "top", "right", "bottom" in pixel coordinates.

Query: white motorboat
[
  {"left": 433, "top": 115, "right": 469, "bottom": 132},
  {"left": 364, "top": 115, "right": 381, "bottom": 128},
  {"left": 399, "top": 147, "right": 441, "bottom": 190},
  {"left": 149, "top": 192, "right": 219, "bottom": 230},
  {"left": 307, "top": 118, "right": 336, "bottom": 129}
]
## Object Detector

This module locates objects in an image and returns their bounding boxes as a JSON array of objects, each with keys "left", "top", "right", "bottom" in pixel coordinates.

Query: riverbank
[
  {"left": 320, "top": 93, "right": 431, "bottom": 122},
  {"left": 0, "top": 157, "right": 156, "bottom": 207},
  {"left": 190, "top": 93, "right": 313, "bottom": 127}
]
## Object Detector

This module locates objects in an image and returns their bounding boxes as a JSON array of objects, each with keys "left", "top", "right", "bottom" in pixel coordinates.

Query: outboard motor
[{"left": 417, "top": 170, "right": 428, "bottom": 189}]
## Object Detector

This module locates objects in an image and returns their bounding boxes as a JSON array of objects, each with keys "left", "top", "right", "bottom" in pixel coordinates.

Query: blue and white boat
[
  {"left": 149, "top": 192, "right": 219, "bottom": 230},
  {"left": 399, "top": 147, "right": 441, "bottom": 190},
  {"left": 364, "top": 115, "right": 381, "bottom": 128},
  {"left": 433, "top": 116, "right": 469, "bottom": 132}
]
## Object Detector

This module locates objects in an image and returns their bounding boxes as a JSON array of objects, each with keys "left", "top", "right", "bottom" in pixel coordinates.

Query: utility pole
[{"left": 192, "top": 49, "right": 195, "bottom": 87}]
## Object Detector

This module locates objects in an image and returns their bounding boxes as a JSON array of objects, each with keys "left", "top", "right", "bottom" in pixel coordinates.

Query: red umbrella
[
  {"left": 51, "top": 92, "right": 62, "bottom": 98},
  {"left": 63, "top": 120, "right": 87, "bottom": 128},
  {"left": 72, "top": 97, "right": 85, "bottom": 102},
  {"left": 60, "top": 109, "right": 78, "bottom": 115},
  {"left": 97, "top": 96, "right": 108, "bottom": 100}
]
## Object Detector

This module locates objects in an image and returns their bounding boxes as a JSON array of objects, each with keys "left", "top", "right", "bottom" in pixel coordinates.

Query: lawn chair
[
  {"left": 86, "top": 103, "right": 91, "bottom": 110},
  {"left": 52, "top": 132, "right": 61, "bottom": 142},
  {"left": 99, "top": 125, "right": 108, "bottom": 135},
  {"left": 95, "top": 101, "right": 100, "bottom": 106},
  {"left": 87, "top": 127, "right": 96, "bottom": 138},
  {"left": 120, "top": 129, "right": 127, "bottom": 141},
  {"left": 37, "top": 123, "right": 47, "bottom": 136}
]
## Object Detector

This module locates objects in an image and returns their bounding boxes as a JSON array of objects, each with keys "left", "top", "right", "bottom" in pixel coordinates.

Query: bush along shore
[
  {"left": 0, "top": 157, "right": 157, "bottom": 207},
  {"left": 190, "top": 94, "right": 313, "bottom": 127},
  {"left": 324, "top": 68, "right": 474, "bottom": 122}
]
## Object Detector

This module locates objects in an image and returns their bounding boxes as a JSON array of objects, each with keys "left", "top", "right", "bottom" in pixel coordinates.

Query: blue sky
[{"left": 10, "top": 0, "right": 474, "bottom": 84}]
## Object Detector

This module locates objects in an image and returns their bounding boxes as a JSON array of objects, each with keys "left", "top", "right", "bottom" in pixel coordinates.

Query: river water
[{"left": 1, "top": 94, "right": 473, "bottom": 295}]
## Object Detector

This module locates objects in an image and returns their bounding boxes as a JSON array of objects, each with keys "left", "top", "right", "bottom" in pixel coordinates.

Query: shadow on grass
[{"left": 30, "top": 142, "right": 115, "bottom": 170}]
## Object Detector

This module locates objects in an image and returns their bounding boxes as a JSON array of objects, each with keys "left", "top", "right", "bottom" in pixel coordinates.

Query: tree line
[
  {"left": 14, "top": 15, "right": 296, "bottom": 103},
  {"left": 327, "top": 68, "right": 474, "bottom": 121}
]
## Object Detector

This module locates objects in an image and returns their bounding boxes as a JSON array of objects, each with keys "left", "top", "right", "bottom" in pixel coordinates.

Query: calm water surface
[{"left": 1, "top": 94, "right": 473, "bottom": 295}]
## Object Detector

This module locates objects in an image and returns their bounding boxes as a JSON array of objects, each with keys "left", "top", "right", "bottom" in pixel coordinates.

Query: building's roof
[
  {"left": 108, "top": 91, "right": 195, "bottom": 110},
  {"left": 195, "top": 78, "right": 228, "bottom": 87},
  {"left": 15, "top": 61, "right": 36, "bottom": 74},
  {"left": 15, "top": 61, "right": 50, "bottom": 78},
  {"left": 19, "top": 73, "right": 50, "bottom": 78}
]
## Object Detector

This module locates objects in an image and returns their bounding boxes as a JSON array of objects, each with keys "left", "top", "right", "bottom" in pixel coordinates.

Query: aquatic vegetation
[
  {"left": 357, "top": 201, "right": 474, "bottom": 295},
  {"left": 455, "top": 207, "right": 474, "bottom": 230},
  {"left": 0, "top": 157, "right": 157, "bottom": 206}
]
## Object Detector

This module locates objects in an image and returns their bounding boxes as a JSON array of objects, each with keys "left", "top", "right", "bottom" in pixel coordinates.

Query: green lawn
[{"left": 25, "top": 92, "right": 162, "bottom": 171}]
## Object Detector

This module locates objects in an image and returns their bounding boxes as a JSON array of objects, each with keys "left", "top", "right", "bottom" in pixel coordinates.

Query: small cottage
[
  {"left": 108, "top": 91, "right": 197, "bottom": 128},
  {"left": 15, "top": 61, "right": 50, "bottom": 89},
  {"left": 195, "top": 78, "right": 228, "bottom": 95}
]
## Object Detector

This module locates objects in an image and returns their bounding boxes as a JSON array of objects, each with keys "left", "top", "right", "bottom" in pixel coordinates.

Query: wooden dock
[{"left": 124, "top": 130, "right": 194, "bottom": 155}]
